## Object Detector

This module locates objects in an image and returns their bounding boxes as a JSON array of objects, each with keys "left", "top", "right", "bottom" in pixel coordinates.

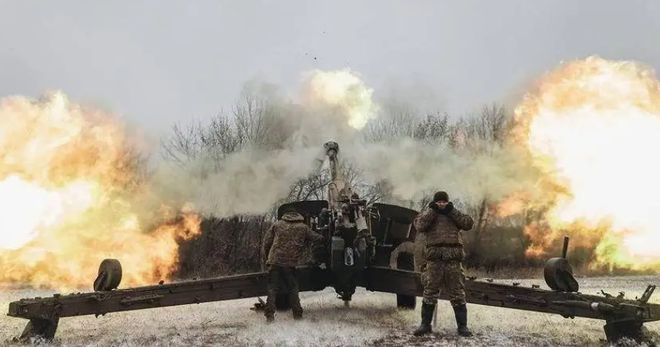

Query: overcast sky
[{"left": 1, "top": 1, "right": 659, "bottom": 138}]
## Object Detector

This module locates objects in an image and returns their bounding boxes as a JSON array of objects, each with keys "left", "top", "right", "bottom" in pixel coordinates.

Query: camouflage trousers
[
  {"left": 265, "top": 265, "right": 303, "bottom": 318},
  {"left": 421, "top": 259, "right": 466, "bottom": 307}
]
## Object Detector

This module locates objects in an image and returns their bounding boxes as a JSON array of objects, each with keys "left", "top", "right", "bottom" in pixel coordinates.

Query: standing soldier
[
  {"left": 413, "top": 191, "right": 474, "bottom": 337},
  {"left": 261, "top": 208, "right": 324, "bottom": 322}
]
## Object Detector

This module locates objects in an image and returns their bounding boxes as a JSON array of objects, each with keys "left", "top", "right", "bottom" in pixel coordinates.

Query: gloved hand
[
  {"left": 429, "top": 202, "right": 442, "bottom": 213},
  {"left": 430, "top": 201, "right": 454, "bottom": 214},
  {"left": 439, "top": 202, "right": 454, "bottom": 215}
]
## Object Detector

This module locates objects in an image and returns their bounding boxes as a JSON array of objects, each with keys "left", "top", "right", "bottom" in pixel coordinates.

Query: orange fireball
[
  {"left": 514, "top": 57, "right": 660, "bottom": 270},
  {"left": 0, "top": 92, "right": 200, "bottom": 289}
]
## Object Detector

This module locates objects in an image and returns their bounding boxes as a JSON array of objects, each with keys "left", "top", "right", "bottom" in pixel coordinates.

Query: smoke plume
[{"left": 165, "top": 68, "right": 538, "bottom": 218}]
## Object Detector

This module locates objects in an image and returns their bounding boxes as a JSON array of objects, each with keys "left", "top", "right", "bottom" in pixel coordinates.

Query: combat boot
[
  {"left": 453, "top": 304, "right": 473, "bottom": 337},
  {"left": 413, "top": 302, "right": 435, "bottom": 336}
]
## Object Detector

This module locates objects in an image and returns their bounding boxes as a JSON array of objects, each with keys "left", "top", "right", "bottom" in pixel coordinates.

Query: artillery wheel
[
  {"left": 392, "top": 242, "right": 417, "bottom": 310},
  {"left": 93, "top": 259, "right": 122, "bottom": 292},
  {"left": 544, "top": 257, "right": 578, "bottom": 292},
  {"left": 19, "top": 318, "right": 59, "bottom": 341}
]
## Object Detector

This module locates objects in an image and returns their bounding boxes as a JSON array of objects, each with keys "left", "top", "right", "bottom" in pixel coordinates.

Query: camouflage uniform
[
  {"left": 261, "top": 211, "right": 323, "bottom": 320},
  {"left": 413, "top": 203, "right": 473, "bottom": 306}
]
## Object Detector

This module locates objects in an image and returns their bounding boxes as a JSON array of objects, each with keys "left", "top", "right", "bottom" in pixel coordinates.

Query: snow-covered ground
[{"left": 1, "top": 275, "right": 659, "bottom": 346}]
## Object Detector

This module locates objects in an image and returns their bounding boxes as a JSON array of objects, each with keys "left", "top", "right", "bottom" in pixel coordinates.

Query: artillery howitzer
[{"left": 7, "top": 142, "right": 660, "bottom": 343}]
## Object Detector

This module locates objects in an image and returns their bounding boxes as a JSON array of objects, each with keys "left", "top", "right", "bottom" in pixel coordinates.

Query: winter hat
[{"left": 433, "top": 191, "right": 449, "bottom": 202}]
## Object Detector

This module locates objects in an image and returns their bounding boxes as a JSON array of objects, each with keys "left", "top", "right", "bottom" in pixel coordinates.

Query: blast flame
[
  {"left": 0, "top": 92, "right": 200, "bottom": 289},
  {"left": 514, "top": 56, "right": 660, "bottom": 269},
  {"left": 303, "top": 69, "right": 378, "bottom": 129},
  {"left": 493, "top": 192, "right": 531, "bottom": 218}
]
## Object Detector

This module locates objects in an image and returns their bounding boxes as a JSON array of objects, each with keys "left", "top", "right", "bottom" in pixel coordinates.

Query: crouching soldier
[
  {"left": 413, "top": 191, "right": 474, "bottom": 337},
  {"left": 261, "top": 208, "right": 324, "bottom": 322}
]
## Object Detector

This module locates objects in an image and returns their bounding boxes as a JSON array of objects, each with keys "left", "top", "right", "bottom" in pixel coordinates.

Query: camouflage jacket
[
  {"left": 413, "top": 203, "right": 474, "bottom": 260},
  {"left": 262, "top": 211, "right": 324, "bottom": 267}
]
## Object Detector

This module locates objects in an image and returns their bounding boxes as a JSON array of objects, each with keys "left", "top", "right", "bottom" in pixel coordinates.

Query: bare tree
[
  {"left": 161, "top": 87, "right": 289, "bottom": 168},
  {"left": 452, "top": 104, "right": 515, "bottom": 263},
  {"left": 413, "top": 113, "right": 450, "bottom": 144},
  {"left": 232, "top": 89, "right": 291, "bottom": 149},
  {"left": 364, "top": 101, "right": 419, "bottom": 141},
  {"left": 287, "top": 169, "right": 331, "bottom": 202},
  {"left": 462, "top": 104, "right": 509, "bottom": 148}
]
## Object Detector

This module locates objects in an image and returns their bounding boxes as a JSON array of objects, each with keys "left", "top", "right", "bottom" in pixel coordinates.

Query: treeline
[{"left": 177, "top": 216, "right": 268, "bottom": 278}]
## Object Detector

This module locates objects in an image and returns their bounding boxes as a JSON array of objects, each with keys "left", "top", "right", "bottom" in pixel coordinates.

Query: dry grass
[{"left": 1, "top": 275, "right": 659, "bottom": 346}]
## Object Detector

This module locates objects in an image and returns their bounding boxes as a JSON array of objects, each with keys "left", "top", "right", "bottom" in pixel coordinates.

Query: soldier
[
  {"left": 413, "top": 191, "right": 474, "bottom": 337},
  {"left": 261, "top": 208, "right": 324, "bottom": 322}
]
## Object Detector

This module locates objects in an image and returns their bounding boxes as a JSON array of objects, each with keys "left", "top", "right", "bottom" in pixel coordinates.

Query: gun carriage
[{"left": 8, "top": 142, "right": 660, "bottom": 343}]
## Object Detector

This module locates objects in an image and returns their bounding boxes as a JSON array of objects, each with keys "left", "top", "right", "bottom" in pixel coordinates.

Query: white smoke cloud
[
  {"left": 175, "top": 147, "right": 324, "bottom": 216},
  {"left": 162, "top": 68, "right": 534, "bottom": 217},
  {"left": 158, "top": 69, "right": 376, "bottom": 216},
  {"left": 346, "top": 139, "right": 536, "bottom": 206}
]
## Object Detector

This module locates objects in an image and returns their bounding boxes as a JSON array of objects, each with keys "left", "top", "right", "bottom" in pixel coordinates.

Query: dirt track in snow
[{"left": 1, "top": 275, "right": 659, "bottom": 346}]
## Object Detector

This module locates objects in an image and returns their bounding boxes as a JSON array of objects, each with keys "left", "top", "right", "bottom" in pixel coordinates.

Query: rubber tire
[
  {"left": 396, "top": 252, "right": 417, "bottom": 309},
  {"left": 93, "top": 259, "right": 123, "bottom": 291},
  {"left": 544, "top": 257, "right": 579, "bottom": 292}
]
